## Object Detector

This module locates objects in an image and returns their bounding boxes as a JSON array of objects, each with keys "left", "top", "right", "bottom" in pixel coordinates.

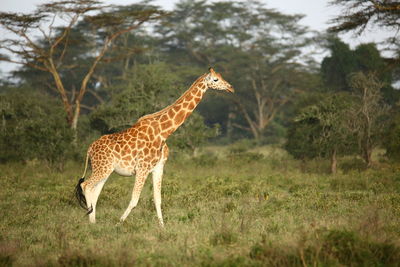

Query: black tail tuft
[{"left": 75, "top": 177, "right": 87, "bottom": 210}]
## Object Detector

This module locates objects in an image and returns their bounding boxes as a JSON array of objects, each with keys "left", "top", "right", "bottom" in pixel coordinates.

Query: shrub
[
  {"left": 383, "top": 111, "right": 400, "bottom": 161},
  {"left": 0, "top": 89, "right": 74, "bottom": 169},
  {"left": 228, "top": 151, "right": 264, "bottom": 164},
  {"left": 228, "top": 139, "right": 257, "bottom": 154},
  {"left": 192, "top": 152, "right": 218, "bottom": 167},
  {"left": 169, "top": 112, "right": 220, "bottom": 154}
]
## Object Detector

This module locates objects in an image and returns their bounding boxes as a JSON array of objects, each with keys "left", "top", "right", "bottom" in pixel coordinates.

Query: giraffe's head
[{"left": 205, "top": 67, "right": 234, "bottom": 93}]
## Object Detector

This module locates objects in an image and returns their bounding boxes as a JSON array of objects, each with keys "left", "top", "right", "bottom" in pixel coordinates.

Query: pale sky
[{"left": 0, "top": 0, "right": 395, "bottom": 76}]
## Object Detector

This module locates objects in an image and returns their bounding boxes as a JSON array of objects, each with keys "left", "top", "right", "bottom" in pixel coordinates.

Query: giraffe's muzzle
[{"left": 226, "top": 86, "right": 235, "bottom": 93}]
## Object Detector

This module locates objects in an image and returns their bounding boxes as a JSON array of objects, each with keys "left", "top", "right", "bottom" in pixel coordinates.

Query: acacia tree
[
  {"left": 329, "top": 0, "right": 400, "bottom": 65},
  {"left": 156, "top": 0, "right": 315, "bottom": 142},
  {"left": 348, "top": 72, "right": 388, "bottom": 167},
  {"left": 329, "top": 0, "right": 400, "bottom": 35},
  {"left": 0, "top": 0, "right": 164, "bottom": 132}
]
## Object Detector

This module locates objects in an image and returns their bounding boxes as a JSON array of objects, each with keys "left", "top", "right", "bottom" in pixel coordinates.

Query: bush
[
  {"left": 228, "top": 139, "right": 257, "bottom": 154},
  {"left": 225, "top": 139, "right": 264, "bottom": 163},
  {"left": 169, "top": 112, "right": 220, "bottom": 154},
  {"left": 192, "top": 152, "right": 218, "bottom": 167},
  {"left": 0, "top": 89, "right": 74, "bottom": 169},
  {"left": 89, "top": 62, "right": 185, "bottom": 134},
  {"left": 383, "top": 110, "right": 400, "bottom": 161}
]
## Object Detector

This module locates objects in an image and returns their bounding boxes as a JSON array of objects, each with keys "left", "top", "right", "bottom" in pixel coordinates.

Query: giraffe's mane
[{"left": 136, "top": 73, "right": 208, "bottom": 123}]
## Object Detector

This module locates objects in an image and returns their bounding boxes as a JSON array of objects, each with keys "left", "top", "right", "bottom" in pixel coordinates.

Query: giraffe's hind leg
[
  {"left": 120, "top": 169, "right": 150, "bottom": 222},
  {"left": 83, "top": 169, "right": 112, "bottom": 223}
]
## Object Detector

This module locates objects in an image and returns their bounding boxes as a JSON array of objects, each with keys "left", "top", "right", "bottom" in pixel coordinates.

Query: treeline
[{"left": 0, "top": 0, "right": 399, "bottom": 171}]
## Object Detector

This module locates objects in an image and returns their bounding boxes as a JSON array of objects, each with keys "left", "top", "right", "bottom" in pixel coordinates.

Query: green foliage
[
  {"left": 285, "top": 120, "right": 321, "bottom": 160},
  {"left": 329, "top": 0, "right": 400, "bottom": 48},
  {"left": 0, "top": 0, "right": 399, "bottom": 168},
  {"left": 90, "top": 62, "right": 184, "bottom": 133},
  {"left": 192, "top": 152, "right": 218, "bottom": 167},
  {"left": 156, "top": 0, "right": 315, "bottom": 141},
  {"left": 286, "top": 93, "right": 355, "bottom": 160},
  {"left": 1, "top": 1, "right": 166, "bottom": 129},
  {"left": 383, "top": 110, "right": 400, "bottom": 160},
  {"left": 349, "top": 72, "right": 389, "bottom": 165},
  {"left": 0, "top": 0, "right": 398, "bottom": 152},
  {"left": 169, "top": 112, "right": 220, "bottom": 154},
  {"left": 226, "top": 139, "right": 264, "bottom": 164},
  {"left": 287, "top": 72, "right": 389, "bottom": 168},
  {"left": 321, "top": 38, "right": 357, "bottom": 92},
  {"left": 227, "top": 139, "right": 264, "bottom": 164},
  {"left": 321, "top": 38, "right": 398, "bottom": 104},
  {"left": 228, "top": 138, "right": 257, "bottom": 154},
  {"left": 0, "top": 89, "right": 74, "bottom": 169}
]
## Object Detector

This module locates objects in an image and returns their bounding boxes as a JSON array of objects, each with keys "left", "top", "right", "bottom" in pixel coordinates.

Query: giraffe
[{"left": 75, "top": 68, "right": 234, "bottom": 226}]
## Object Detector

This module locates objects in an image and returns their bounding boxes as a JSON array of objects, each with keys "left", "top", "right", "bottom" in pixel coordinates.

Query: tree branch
[{"left": 232, "top": 122, "right": 251, "bottom": 132}]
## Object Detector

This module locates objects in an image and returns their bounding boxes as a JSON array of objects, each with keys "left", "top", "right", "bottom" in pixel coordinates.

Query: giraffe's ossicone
[{"left": 74, "top": 68, "right": 234, "bottom": 226}]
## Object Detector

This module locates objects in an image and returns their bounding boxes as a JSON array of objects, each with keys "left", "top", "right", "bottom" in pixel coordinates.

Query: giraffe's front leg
[
  {"left": 152, "top": 145, "right": 168, "bottom": 227},
  {"left": 120, "top": 169, "right": 149, "bottom": 222},
  {"left": 152, "top": 159, "right": 165, "bottom": 227}
]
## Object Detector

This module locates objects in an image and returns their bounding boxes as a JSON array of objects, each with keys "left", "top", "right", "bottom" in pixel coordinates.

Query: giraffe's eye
[{"left": 213, "top": 78, "right": 219, "bottom": 82}]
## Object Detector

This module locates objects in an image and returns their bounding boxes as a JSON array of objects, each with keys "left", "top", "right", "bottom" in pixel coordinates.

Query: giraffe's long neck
[{"left": 138, "top": 74, "right": 208, "bottom": 139}]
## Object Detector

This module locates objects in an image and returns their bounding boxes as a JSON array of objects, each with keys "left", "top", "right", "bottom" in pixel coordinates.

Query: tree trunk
[
  {"left": 363, "top": 148, "right": 373, "bottom": 168},
  {"left": 330, "top": 148, "right": 337, "bottom": 174},
  {"left": 48, "top": 65, "right": 74, "bottom": 125},
  {"left": 300, "top": 158, "right": 307, "bottom": 173},
  {"left": 227, "top": 111, "right": 234, "bottom": 142},
  {"left": 70, "top": 101, "right": 81, "bottom": 143},
  {"left": 72, "top": 101, "right": 80, "bottom": 131}
]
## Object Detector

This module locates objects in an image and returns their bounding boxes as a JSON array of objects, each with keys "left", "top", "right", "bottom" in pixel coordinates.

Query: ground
[{"left": 0, "top": 146, "right": 399, "bottom": 266}]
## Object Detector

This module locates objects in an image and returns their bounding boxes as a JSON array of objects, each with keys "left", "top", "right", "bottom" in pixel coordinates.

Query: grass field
[{"left": 1, "top": 146, "right": 399, "bottom": 266}]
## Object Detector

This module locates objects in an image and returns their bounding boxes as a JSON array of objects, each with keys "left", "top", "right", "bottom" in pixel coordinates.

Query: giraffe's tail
[
  {"left": 74, "top": 152, "right": 89, "bottom": 211},
  {"left": 75, "top": 177, "right": 87, "bottom": 210}
]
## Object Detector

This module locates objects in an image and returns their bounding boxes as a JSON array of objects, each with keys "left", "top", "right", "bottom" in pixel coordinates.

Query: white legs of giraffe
[
  {"left": 120, "top": 169, "right": 150, "bottom": 222},
  {"left": 120, "top": 145, "right": 168, "bottom": 226},
  {"left": 152, "top": 157, "right": 166, "bottom": 227},
  {"left": 84, "top": 174, "right": 110, "bottom": 223}
]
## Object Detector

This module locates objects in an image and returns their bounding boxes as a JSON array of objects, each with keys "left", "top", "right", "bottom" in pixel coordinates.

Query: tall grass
[{"left": 0, "top": 146, "right": 399, "bottom": 266}]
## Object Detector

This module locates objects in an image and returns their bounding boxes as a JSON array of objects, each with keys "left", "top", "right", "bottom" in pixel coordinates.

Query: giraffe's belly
[{"left": 114, "top": 164, "right": 135, "bottom": 176}]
